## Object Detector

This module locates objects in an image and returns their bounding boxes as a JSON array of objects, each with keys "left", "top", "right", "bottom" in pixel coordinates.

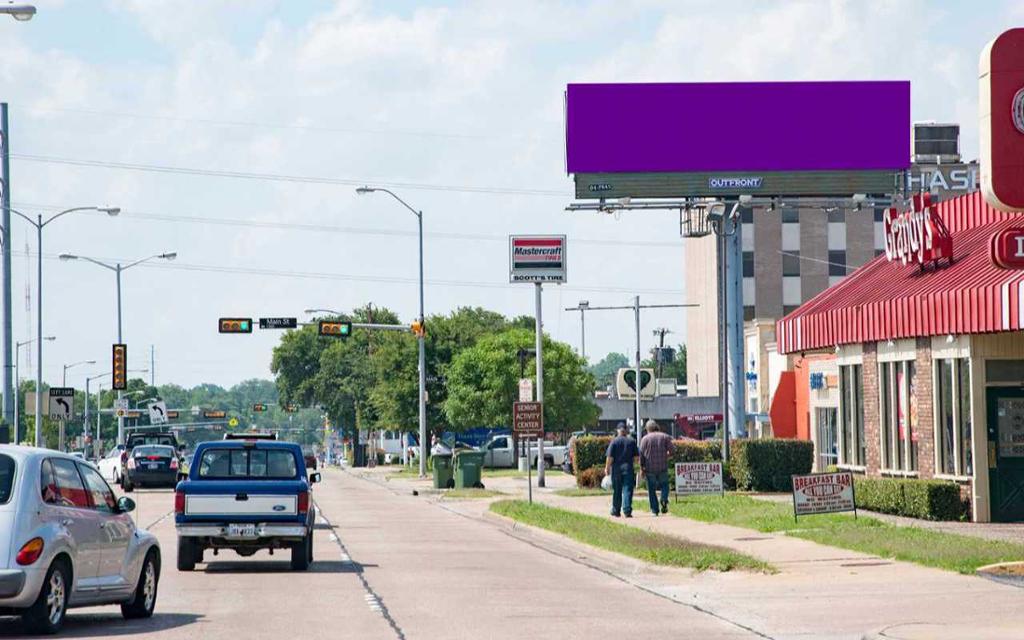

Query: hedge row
[
  {"left": 572, "top": 435, "right": 724, "bottom": 487},
  {"left": 730, "top": 439, "right": 814, "bottom": 492},
  {"left": 854, "top": 476, "right": 966, "bottom": 521}
]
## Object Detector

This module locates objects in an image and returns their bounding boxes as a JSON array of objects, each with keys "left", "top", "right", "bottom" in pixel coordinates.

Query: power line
[
  {"left": 10, "top": 153, "right": 567, "bottom": 197},
  {"left": 12, "top": 201, "right": 686, "bottom": 249}
]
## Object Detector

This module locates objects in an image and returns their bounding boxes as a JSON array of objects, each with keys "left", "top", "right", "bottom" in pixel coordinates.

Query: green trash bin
[
  {"left": 432, "top": 453, "right": 454, "bottom": 489},
  {"left": 454, "top": 450, "right": 486, "bottom": 489}
]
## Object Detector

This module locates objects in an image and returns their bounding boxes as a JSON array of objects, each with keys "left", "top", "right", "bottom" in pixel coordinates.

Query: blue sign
[{"left": 809, "top": 372, "right": 825, "bottom": 390}]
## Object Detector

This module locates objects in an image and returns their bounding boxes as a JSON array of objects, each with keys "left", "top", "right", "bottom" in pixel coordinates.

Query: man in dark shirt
[{"left": 604, "top": 423, "right": 639, "bottom": 517}]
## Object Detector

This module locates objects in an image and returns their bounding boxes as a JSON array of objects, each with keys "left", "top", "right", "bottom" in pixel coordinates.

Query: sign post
[
  {"left": 791, "top": 471, "right": 857, "bottom": 521},
  {"left": 513, "top": 401, "right": 544, "bottom": 504}
]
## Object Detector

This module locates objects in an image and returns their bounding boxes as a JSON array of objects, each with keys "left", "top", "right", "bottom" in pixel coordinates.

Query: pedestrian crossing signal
[
  {"left": 219, "top": 318, "right": 252, "bottom": 334},
  {"left": 318, "top": 321, "right": 352, "bottom": 338},
  {"left": 112, "top": 344, "right": 127, "bottom": 390}
]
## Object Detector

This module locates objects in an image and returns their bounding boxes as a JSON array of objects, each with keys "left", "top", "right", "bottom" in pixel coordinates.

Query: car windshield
[
  {"left": 0, "top": 455, "right": 14, "bottom": 504},
  {"left": 198, "top": 448, "right": 297, "bottom": 479},
  {"left": 134, "top": 445, "right": 175, "bottom": 457}
]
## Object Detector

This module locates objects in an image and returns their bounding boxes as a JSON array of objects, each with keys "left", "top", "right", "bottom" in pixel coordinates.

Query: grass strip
[
  {"left": 482, "top": 468, "right": 568, "bottom": 478},
  {"left": 442, "top": 488, "right": 505, "bottom": 499},
  {"left": 490, "top": 499, "right": 772, "bottom": 573},
  {"left": 554, "top": 487, "right": 610, "bottom": 497},
  {"left": 670, "top": 494, "right": 1024, "bottom": 575}
]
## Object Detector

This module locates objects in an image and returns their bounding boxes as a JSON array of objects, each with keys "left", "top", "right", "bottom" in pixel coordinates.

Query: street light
[
  {"left": 0, "top": 4, "right": 36, "bottom": 21},
  {"left": 62, "top": 360, "right": 95, "bottom": 386},
  {"left": 59, "top": 251, "right": 175, "bottom": 444},
  {"left": 14, "top": 335, "right": 53, "bottom": 444},
  {"left": 9, "top": 206, "right": 120, "bottom": 447},
  {"left": 355, "top": 186, "right": 427, "bottom": 478}
]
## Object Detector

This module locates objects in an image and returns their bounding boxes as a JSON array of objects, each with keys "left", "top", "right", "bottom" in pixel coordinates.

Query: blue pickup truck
[{"left": 174, "top": 439, "right": 321, "bottom": 571}]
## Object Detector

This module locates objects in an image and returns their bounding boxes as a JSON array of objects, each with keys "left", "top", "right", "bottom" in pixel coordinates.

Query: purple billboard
[{"left": 566, "top": 82, "right": 910, "bottom": 174}]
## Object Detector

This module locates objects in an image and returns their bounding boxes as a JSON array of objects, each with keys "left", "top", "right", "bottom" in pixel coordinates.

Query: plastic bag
[{"left": 600, "top": 473, "right": 613, "bottom": 491}]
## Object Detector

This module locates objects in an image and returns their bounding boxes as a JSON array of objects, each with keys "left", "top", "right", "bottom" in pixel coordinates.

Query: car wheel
[
  {"left": 177, "top": 537, "right": 196, "bottom": 571},
  {"left": 291, "top": 533, "right": 311, "bottom": 571},
  {"left": 123, "top": 477, "right": 134, "bottom": 493},
  {"left": 112, "top": 469, "right": 120, "bottom": 484},
  {"left": 122, "top": 550, "right": 159, "bottom": 619},
  {"left": 22, "top": 558, "right": 70, "bottom": 635}
]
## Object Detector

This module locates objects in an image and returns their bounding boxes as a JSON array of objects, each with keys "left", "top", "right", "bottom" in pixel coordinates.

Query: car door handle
[{"left": 99, "top": 521, "right": 108, "bottom": 528}]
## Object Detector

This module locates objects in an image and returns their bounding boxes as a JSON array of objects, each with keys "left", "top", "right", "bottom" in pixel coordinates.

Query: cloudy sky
[{"left": 0, "top": 0, "right": 1019, "bottom": 389}]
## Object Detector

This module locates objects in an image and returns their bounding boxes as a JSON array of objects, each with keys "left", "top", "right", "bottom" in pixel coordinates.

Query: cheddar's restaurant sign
[
  {"left": 991, "top": 228, "right": 1024, "bottom": 269},
  {"left": 883, "top": 192, "right": 953, "bottom": 267}
]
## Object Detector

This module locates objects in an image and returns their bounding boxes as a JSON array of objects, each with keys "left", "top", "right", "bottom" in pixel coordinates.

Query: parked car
[
  {"left": 124, "top": 445, "right": 180, "bottom": 491},
  {"left": 478, "top": 435, "right": 567, "bottom": 469},
  {"left": 175, "top": 439, "right": 320, "bottom": 572},
  {"left": 120, "top": 433, "right": 180, "bottom": 487},
  {"left": 0, "top": 446, "right": 161, "bottom": 634},
  {"left": 98, "top": 444, "right": 126, "bottom": 484}
]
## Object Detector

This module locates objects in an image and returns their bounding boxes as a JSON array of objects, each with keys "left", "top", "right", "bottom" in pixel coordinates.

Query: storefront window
[
  {"left": 880, "top": 360, "right": 917, "bottom": 472},
  {"left": 935, "top": 358, "right": 973, "bottom": 477},
  {"left": 838, "top": 364, "right": 865, "bottom": 466}
]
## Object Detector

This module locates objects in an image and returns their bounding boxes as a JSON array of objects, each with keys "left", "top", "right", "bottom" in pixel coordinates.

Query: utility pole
[
  {"left": 652, "top": 327, "right": 671, "bottom": 378},
  {"left": 1, "top": 103, "right": 13, "bottom": 439},
  {"left": 150, "top": 345, "right": 155, "bottom": 386},
  {"left": 633, "top": 296, "right": 641, "bottom": 442}
]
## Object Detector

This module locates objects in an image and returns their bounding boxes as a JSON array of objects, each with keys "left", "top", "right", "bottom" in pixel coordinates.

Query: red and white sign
[
  {"left": 883, "top": 193, "right": 953, "bottom": 266},
  {"left": 791, "top": 471, "right": 856, "bottom": 517},
  {"left": 674, "top": 462, "right": 724, "bottom": 496},
  {"left": 991, "top": 227, "right": 1024, "bottom": 269},
  {"left": 509, "top": 235, "right": 567, "bottom": 283},
  {"left": 980, "top": 28, "right": 1024, "bottom": 212}
]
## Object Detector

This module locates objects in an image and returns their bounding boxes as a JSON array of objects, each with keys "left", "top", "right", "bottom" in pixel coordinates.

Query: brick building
[{"left": 777, "top": 191, "right": 1024, "bottom": 523}]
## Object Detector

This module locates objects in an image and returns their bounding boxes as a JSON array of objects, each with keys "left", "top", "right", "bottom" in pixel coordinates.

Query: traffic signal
[
  {"left": 219, "top": 317, "right": 252, "bottom": 333},
  {"left": 253, "top": 403, "right": 267, "bottom": 412},
  {"left": 112, "top": 344, "right": 127, "bottom": 390},
  {"left": 318, "top": 320, "right": 352, "bottom": 338},
  {"left": 410, "top": 320, "right": 425, "bottom": 337}
]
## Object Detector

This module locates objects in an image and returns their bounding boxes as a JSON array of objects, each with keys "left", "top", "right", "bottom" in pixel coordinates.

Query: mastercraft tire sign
[{"left": 509, "top": 235, "right": 567, "bottom": 283}]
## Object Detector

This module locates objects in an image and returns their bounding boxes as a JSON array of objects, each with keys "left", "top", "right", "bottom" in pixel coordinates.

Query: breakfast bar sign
[{"left": 791, "top": 471, "right": 857, "bottom": 519}]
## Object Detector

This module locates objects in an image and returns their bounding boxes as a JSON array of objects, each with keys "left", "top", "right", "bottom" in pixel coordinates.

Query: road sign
[
  {"left": 228, "top": 417, "right": 239, "bottom": 427},
  {"left": 166, "top": 410, "right": 180, "bottom": 419},
  {"left": 512, "top": 401, "right": 543, "bottom": 438},
  {"left": 148, "top": 400, "right": 168, "bottom": 425},
  {"left": 48, "top": 387, "right": 74, "bottom": 421},
  {"left": 509, "top": 235, "right": 567, "bottom": 284},
  {"left": 252, "top": 403, "right": 268, "bottom": 412},
  {"left": 204, "top": 410, "right": 226, "bottom": 419},
  {"left": 518, "top": 378, "right": 533, "bottom": 402},
  {"left": 115, "top": 397, "right": 129, "bottom": 411},
  {"left": 259, "top": 317, "right": 297, "bottom": 330},
  {"left": 115, "top": 407, "right": 127, "bottom": 418}
]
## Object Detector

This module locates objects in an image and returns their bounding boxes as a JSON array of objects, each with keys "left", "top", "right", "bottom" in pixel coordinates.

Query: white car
[
  {"left": 98, "top": 445, "right": 125, "bottom": 484},
  {"left": 0, "top": 445, "right": 161, "bottom": 634}
]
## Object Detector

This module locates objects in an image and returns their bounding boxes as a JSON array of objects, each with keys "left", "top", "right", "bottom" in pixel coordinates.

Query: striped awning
[{"left": 777, "top": 192, "right": 1024, "bottom": 354}]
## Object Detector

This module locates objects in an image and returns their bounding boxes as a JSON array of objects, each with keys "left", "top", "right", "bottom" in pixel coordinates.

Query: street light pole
[
  {"left": 14, "top": 336, "right": 53, "bottom": 444},
  {"left": 10, "top": 206, "right": 120, "bottom": 447},
  {"left": 59, "top": 252, "right": 175, "bottom": 444},
  {"left": 564, "top": 301, "right": 590, "bottom": 361},
  {"left": 356, "top": 186, "right": 427, "bottom": 478},
  {"left": 62, "top": 360, "right": 96, "bottom": 386}
]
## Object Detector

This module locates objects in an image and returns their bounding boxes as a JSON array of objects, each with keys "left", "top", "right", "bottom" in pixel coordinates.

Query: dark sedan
[{"left": 124, "top": 444, "right": 180, "bottom": 490}]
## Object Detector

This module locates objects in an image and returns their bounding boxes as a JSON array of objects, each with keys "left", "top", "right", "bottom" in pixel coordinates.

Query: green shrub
[
  {"left": 572, "top": 436, "right": 612, "bottom": 479},
  {"left": 854, "top": 476, "right": 965, "bottom": 521},
  {"left": 577, "top": 466, "right": 605, "bottom": 488},
  {"left": 730, "top": 439, "right": 813, "bottom": 492}
]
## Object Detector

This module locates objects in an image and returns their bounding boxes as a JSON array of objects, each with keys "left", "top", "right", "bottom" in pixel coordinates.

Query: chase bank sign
[{"left": 709, "top": 176, "right": 763, "bottom": 189}]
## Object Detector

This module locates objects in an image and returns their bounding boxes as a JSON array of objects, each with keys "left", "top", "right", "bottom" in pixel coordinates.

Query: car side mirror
[
  {"left": 309, "top": 472, "right": 321, "bottom": 484},
  {"left": 117, "top": 496, "right": 136, "bottom": 513}
]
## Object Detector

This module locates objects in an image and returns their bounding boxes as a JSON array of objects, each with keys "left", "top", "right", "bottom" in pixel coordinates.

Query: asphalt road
[{"left": 0, "top": 469, "right": 760, "bottom": 639}]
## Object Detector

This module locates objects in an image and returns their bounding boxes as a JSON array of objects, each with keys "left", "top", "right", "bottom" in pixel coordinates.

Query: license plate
[
  {"left": 146, "top": 463, "right": 158, "bottom": 469},
  {"left": 227, "top": 524, "right": 257, "bottom": 538}
]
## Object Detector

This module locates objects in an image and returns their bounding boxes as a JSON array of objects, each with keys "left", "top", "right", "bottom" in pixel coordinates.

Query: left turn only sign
[{"left": 48, "top": 387, "right": 74, "bottom": 421}]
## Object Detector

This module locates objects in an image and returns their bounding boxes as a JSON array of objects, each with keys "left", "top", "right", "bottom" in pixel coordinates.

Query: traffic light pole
[{"left": 116, "top": 264, "right": 124, "bottom": 445}]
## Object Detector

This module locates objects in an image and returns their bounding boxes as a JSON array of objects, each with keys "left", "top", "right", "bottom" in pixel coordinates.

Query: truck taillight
[
  {"left": 174, "top": 490, "right": 185, "bottom": 514},
  {"left": 297, "top": 490, "right": 309, "bottom": 515},
  {"left": 16, "top": 538, "right": 44, "bottom": 566}
]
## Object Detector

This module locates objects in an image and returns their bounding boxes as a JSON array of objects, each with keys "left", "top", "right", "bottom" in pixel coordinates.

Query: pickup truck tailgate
[{"left": 186, "top": 493, "right": 297, "bottom": 516}]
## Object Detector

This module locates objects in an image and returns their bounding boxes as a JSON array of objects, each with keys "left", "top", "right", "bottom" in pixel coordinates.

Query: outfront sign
[
  {"left": 980, "top": 28, "right": 1024, "bottom": 212},
  {"left": 674, "top": 462, "right": 724, "bottom": 497},
  {"left": 883, "top": 193, "right": 953, "bottom": 267},
  {"left": 509, "top": 236, "right": 566, "bottom": 283},
  {"left": 791, "top": 471, "right": 856, "bottom": 518}
]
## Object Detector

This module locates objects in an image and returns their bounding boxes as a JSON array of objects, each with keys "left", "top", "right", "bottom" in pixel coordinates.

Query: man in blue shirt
[{"left": 604, "top": 423, "right": 639, "bottom": 517}]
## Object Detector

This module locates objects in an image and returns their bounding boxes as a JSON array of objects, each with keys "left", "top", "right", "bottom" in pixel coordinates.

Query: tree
[
  {"left": 589, "top": 352, "right": 630, "bottom": 389},
  {"left": 444, "top": 328, "right": 599, "bottom": 432}
]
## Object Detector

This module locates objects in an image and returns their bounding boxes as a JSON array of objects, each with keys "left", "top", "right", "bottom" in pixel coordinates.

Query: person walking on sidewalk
[
  {"left": 604, "top": 423, "right": 639, "bottom": 518},
  {"left": 639, "top": 419, "right": 674, "bottom": 516}
]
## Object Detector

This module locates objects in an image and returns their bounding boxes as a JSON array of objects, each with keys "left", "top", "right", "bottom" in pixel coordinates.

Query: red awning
[{"left": 778, "top": 192, "right": 1024, "bottom": 354}]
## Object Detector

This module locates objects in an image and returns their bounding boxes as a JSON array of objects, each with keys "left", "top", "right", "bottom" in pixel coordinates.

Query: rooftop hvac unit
[{"left": 912, "top": 122, "right": 960, "bottom": 164}]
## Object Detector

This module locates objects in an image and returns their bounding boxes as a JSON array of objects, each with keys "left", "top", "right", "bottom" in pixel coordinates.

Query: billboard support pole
[
  {"left": 534, "top": 282, "right": 545, "bottom": 488},
  {"left": 726, "top": 207, "right": 745, "bottom": 454},
  {"left": 634, "top": 295, "right": 641, "bottom": 442}
]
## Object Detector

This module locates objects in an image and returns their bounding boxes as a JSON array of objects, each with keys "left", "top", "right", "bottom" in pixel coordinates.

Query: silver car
[{"left": 0, "top": 446, "right": 161, "bottom": 634}]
